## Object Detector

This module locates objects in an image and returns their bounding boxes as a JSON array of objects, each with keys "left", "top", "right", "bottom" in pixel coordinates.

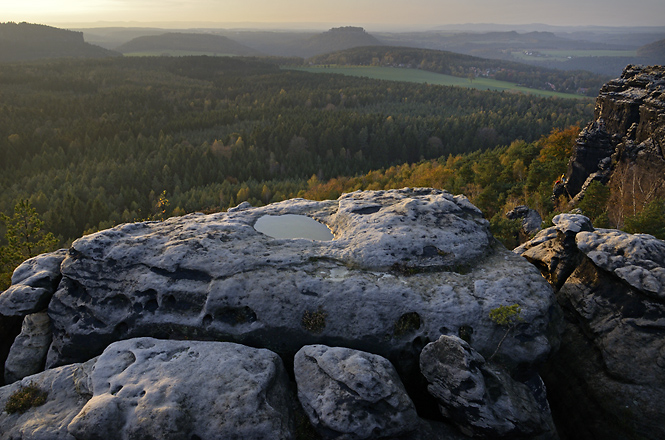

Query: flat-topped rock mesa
[
  {"left": 0, "top": 22, "right": 119, "bottom": 62},
  {"left": 41, "top": 188, "right": 556, "bottom": 373},
  {"left": 562, "top": 65, "right": 665, "bottom": 219}
]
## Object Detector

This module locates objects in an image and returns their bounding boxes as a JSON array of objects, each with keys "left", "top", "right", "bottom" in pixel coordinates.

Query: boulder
[
  {"left": 516, "top": 214, "right": 593, "bottom": 290},
  {"left": 0, "top": 249, "right": 67, "bottom": 317},
  {"left": 516, "top": 215, "right": 665, "bottom": 439},
  {"left": 5, "top": 311, "right": 52, "bottom": 384},
  {"left": 294, "top": 344, "right": 419, "bottom": 439},
  {"left": 42, "top": 188, "right": 558, "bottom": 379},
  {"left": 67, "top": 337, "right": 295, "bottom": 440},
  {"left": 0, "top": 358, "right": 95, "bottom": 440},
  {"left": 506, "top": 205, "right": 542, "bottom": 237},
  {"left": 420, "top": 335, "right": 557, "bottom": 438},
  {"left": 506, "top": 205, "right": 543, "bottom": 243}
]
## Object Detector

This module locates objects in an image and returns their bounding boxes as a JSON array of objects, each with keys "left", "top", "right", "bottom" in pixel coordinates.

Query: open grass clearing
[
  {"left": 289, "top": 65, "right": 587, "bottom": 99},
  {"left": 123, "top": 50, "right": 236, "bottom": 57}
]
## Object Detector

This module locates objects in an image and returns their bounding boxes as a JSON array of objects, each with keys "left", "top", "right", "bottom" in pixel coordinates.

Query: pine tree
[
  {"left": 0, "top": 201, "right": 59, "bottom": 291},
  {"left": 624, "top": 198, "right": 665, "bottom": 239}
]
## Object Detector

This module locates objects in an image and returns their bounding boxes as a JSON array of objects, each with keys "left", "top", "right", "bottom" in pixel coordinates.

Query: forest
[{"left": 0, "top": 55, "right": 600, "bottom": 288}]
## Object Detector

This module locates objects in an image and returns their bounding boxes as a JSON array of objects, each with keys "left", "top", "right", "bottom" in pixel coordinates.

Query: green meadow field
[
  {"left": 511, "top": 49, "right": 637, "bottom": 61},
  {"left": 123, "top": 50, "right": 236, "bottom": 57},
  {"left": 290, "top": 65, "right": 588, "bottom": 99}
]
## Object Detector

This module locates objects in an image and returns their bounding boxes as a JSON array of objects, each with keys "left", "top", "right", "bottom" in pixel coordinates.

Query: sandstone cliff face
[
  {"left": 0, "top": 189, "right": 560, "bottom": 439},
  {"left": 516, "top": 214, "right": 665, "bottom": 440},
  {"left": 563, "top": 65, "right": 665, "bottom": 224}
]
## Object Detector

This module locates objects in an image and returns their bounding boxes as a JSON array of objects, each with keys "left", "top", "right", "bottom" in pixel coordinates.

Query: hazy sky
[{"left": 3, "top": 0, "right": 664, "bottom": 28}]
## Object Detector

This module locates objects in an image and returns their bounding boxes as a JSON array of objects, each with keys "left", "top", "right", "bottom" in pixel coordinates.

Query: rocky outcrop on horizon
[
  {"left": 297, "top": 27, "right": 385, "bottom": 58},
  {"left": 561, "top": 65, "right": 665, "bottom": 224},
  {"left": 516, "top": 213, "right": 665, "bottom": 440},
  {"left": 0, "top": 188, "right": 560, "bottom": 439},
  {"left": 0, "top": 22, "right": 119, "bottom": 62}
]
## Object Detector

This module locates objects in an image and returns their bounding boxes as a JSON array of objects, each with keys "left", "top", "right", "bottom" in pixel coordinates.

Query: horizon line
[{"left": 7, "top": 20, "right": 665, "bottom": 32}]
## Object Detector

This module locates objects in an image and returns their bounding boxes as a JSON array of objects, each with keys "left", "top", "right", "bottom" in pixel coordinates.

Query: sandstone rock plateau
[
  {"left": 0, "top": 188, "right": 560, "bottom": 439},
  {"left": 516, "top": 213, "right": 665, "bottom": 440}
]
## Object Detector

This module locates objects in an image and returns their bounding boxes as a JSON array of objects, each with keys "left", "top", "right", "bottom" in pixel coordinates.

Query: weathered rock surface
[
  {"left": 506, "top": 205, "right": 542, "bottom": 243},
  {"left": 562, "top": 65, "right": 665, "bottom": 223},
  {"left": 1, "top": 338, "right": 295, "bottom": 440},
  {"left": 5, "top": 311, "right": 52, "bottom": 384},
  {"left": 294, "top": 344, "right": 419, "bottom": 439},
  {"left": 577, "top": 229, "right": 665, "bottom": 299},
  {"left": 564, "top": 120, "right": 618, "bottom": 198},
  {"left": 516, "top": 214, "right": 593, "bottom": 290},
  {"left": 0, "top": 249, "right": 67, "bottom": 317},
  {"left": 67, "top": 337, "right": 294, "bottom": 440},
  {"left": 516, "top": 214, "right": 665, "bottom": 440},
  {"left": 0, "top": 359, "right": 95, "bottom": 440},
  {"left": 0, "top": 189, "right": 562, "bottom": 439},
  {"left": 420, "top": 335, "right": 556, "bottom": 439},
  {"left": 42, "top": 188, "right": 557, "bottom": 379}
]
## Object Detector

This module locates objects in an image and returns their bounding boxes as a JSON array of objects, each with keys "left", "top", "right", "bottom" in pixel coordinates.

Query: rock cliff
[
  {"left": 0, "top": 188, "right": 560, "bottom": 439},
  {"left": 561, "top": 65, "right": 665, "bottom": 225},
  {"left": 516, "top": 214, "right": 665, "bottom": 440},
  {"left": 0, "top": 22, "right": 119, "bottom": 62}
]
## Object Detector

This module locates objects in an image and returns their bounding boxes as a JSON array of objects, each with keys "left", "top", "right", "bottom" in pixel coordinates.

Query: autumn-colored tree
[
  {"left": 154, "top": 190, "right": 170, "bottom": 221},
  {"left": 536, "top": 126, "right": 579, "bottom": 163}
]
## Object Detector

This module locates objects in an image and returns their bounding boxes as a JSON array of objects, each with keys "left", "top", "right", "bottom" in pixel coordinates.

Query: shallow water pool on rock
[{"left": 254, "top": 214, "right": 334, "bottom": 241}]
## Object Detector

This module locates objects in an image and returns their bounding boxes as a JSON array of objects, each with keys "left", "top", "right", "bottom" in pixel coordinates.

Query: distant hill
[
  {"left": 297, "top": 27, "right": 384, "bottom": 58},
  {"left": 377, "top": 30, "right": 619, "bottom": 58},
  {"left": 308, "top": 46, "right": 608, "bottom": 96},
  {"left": 373, "top": 30, "right": 651, "bottom": 76},
  {"left": 637, "top": 38, "right": 665, "bottom": 58},
  {"left": 0, "top": 22, "right": 119, "bottom": 62},
  {"left": 116, "top": 33, "right": 262, "bottom": 56},
  {"left": 453, "top": 30, "right": 611, "bottom": 51}
]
